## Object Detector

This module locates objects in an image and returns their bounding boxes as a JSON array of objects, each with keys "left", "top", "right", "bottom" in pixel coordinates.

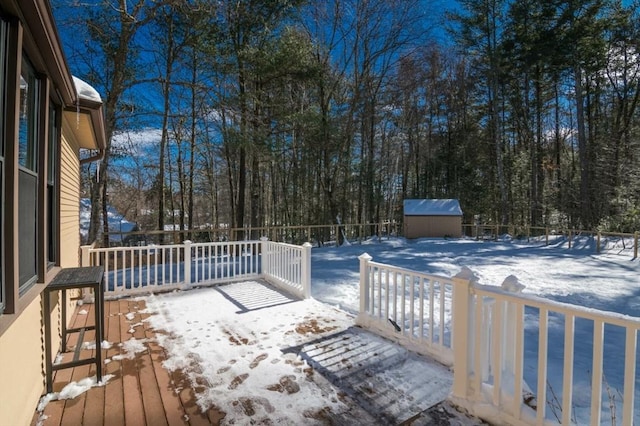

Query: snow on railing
[
  {"left": 356, "top": 253, "right": 455, "bottom": 366},
  {"left": 261, "top": 240, "right": 311, "bottom": 300},
  {"left": 81, "top": 239, "right": 308, "bottom": 299}
]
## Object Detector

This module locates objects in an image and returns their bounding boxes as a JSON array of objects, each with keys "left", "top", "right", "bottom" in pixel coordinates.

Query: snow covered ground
[{"left": 40, "top": 235, "right": 640, "bottom": 425}]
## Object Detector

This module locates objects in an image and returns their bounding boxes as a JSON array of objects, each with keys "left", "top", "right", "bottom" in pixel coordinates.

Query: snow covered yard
[{"left": 311, "top": 235, "right": 640, "bottom": 318}]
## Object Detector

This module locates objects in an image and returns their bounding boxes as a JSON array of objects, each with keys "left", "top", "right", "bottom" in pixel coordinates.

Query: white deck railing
[
  {"left": 80, "top": 240, "right": 310, "bottom": 299},
  {"left": 356, "top": 253, "right": 455, "bottom": 366},
  {"left": 261, "top": 240, "right": 312, "bottom": 299},
  {"left": 357, "top": 254, "right": 640, "bottom": 426}
]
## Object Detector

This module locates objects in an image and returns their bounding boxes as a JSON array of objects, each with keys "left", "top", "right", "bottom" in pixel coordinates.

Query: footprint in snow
[{"left": 249, "top": 353, "right": 268, "bottom": 369}]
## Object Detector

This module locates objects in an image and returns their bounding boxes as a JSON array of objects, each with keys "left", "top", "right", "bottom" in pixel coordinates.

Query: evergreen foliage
[{"left": 52, "top": 0, "right": 640, "bottom": 235}]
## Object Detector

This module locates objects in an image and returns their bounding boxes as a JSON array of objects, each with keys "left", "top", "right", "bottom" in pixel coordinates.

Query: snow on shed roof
[{"left": 403, "top": 199, "right": 462, "bottom": 216}]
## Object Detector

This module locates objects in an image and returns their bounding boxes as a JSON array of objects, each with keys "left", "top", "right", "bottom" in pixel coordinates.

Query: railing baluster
[
  {"left": 439, "top": 281, "right": 445, "bottom": 346},
  {"left": 473, "top": 295, "right": 484, "bottom": 400},
  {"left": 622, "top": 327, "right": 637, "bottom": 426},
  {"left": 409, "top": 275, "right": 415, "bottom": 338},
  {"left": 113, "top": 251, "right": 119, "bottom": 291},
  {"left": 144, "top": 247, "right": 149, "bottom": 287},
  {"left": 376, "top": 267, "right": 382, "bottom": 318},
  {"left": 138, "top": 247, "right": 142, "bottom": 288},
  {"left": 419, "top": 277, "right": 424, "bottom": 340},
  {"left": 537, "top": 308, "right": 549, "bottom": 424},
  {"left": 513, "top": 303, "right": 524, "bottom": 419},
  {"left": 590, "top": 319, "right": 604, "bottom": 426},
  {"left": 385, "top": 269, "right": 390, "bottom": 321},
  {"left": 129, "top": 248, "right": 134, "bottom": 289},
  {"left": 562, "top": 314, "right": 575, "bottom": 425},
  {"left": 492, "top": 300, "right": 503, "bottom": 406},
  {"left": 429, "top": 279, "right": 435, "bottom": 342},
  {"left": 214, "top": 244, "right": 219, "bottom": 280},
  {"left": 369, "top": 266, "right": 375, "bottom": 314}
]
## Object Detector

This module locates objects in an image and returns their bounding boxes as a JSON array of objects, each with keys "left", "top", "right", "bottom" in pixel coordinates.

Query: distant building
[{"left": 403, "top": 199, "right": 463, "bottom": 238}]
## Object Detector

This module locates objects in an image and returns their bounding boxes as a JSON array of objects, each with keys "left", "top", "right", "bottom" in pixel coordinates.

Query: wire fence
[{"left": 99, "top": 221, "right": 640, "bottom": 259}]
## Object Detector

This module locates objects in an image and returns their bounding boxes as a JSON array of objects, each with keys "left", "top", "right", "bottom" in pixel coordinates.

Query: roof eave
[{"left": 18, "top": 0, "right": 76, "bottom": 106}]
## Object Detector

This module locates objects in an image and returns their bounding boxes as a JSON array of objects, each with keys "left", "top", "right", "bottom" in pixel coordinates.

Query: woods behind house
[{"left": 53, "top": 0, "right": 640, "bottom": 242}]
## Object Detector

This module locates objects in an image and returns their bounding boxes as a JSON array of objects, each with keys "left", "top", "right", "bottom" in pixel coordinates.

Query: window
[
  {"left": 0, "top": 18, "right": 6, "bottom": 313},
  {"left": 47, "top": 104, "right": 58, "bottom": 266},
  {"left": 18, "top": 56, "right": 40, "bottom": 294}
]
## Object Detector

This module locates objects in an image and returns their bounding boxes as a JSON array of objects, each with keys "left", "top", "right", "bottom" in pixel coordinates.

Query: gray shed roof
[{"left": 404, "top": 199, "right": 463, "bottom": 216}]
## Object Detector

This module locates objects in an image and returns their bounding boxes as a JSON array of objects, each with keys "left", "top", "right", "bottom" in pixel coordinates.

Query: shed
[{"left": 403, "top": 199, "right": 463, "bottom": 238}]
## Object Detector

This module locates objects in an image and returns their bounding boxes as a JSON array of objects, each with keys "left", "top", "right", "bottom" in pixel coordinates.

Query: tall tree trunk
[{"left": 575, "top": 66, "right": 591, "bottom": 227}]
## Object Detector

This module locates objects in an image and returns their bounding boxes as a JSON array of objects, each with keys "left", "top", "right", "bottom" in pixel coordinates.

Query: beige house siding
[
  {"left": 0, "top": 128, "right": 82, "bottom": 425},
  {"left": 0, "top": 296, "right": 48, "bottom": 423},
  {"left": 404, "top": 215, "right": 462, "bottom": 238},
  {"left": 0, "top": 135, "right": 84, "bottom": 426},
  {"left": 59, "top": 126, "right": 81, "bottom": 268}
]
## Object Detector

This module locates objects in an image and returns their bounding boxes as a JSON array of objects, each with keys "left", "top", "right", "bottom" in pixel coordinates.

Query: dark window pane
[
  {"left": 0, "top": 18, "right": 6, "bottom": 312},
  {"left": 19, "top": 170, "right": 37, "bottom": 291},
  {"left": 18, "top": 54, "right": 40, "bottom": 293},
  {"left": 47, "top": 105, "right": 57, "bottom": 265}
]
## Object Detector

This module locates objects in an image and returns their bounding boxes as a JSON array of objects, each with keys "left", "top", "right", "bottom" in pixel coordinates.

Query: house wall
[
  {"left": 59, "top": 124, "right": 81, "bottom": 268},
  {"left": 404, "top": 216, "right": 462, "bottom": 238},
  {"left": 0, "top": 129, "right": 81, "bottom": 426},
  {"left": 0, "top": 2, "right": 103, "bottom": 425},
  {"left": 0, "top": 297, "right": 44, "bottom": 423}
]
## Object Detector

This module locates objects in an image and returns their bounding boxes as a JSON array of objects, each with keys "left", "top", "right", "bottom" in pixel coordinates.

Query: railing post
[
  {"left": 183, "top": 240, "right": 192, "bottom": 285},
  {"left": 500, "top": 275, "right": 525, "bottom": 398},
  {"left": 301, "top": 242, "right": 312, "bottom": 298},
  {"left": 357, "top": 253, "right": 372, "bottom": 324},
  {"left": 79, "top": 244, "right": 95, "bottom": 301},
  {"left": 635, "top": 231, "right": 638, "bottom": 259},
  {"left": 260, "top": 237, "right": 269, "bottom": 277},
  {"left": 597, "top": 231, "right": 601, "bottom": 253},
  {"left": 80, "top": 245, "right": 92, "bottom": 267},
  {"left": 451, "top": 270, "right": 474, "bottom": 400}
]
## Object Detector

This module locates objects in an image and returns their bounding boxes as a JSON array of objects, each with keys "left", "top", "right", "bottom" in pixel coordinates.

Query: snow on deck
[{"left": 140, "top": 280, "right": 458, "bottom": 424}]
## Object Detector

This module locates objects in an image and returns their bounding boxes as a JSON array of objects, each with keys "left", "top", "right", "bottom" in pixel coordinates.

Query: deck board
[
  {"left": 103, "top": 298, "right": 125, "bottom": 426},
  {"left": 120, "top": 300, "right": 147, "bottom": 426},
  {"left": 31, "top": 283, "right": 465, "bottom": 426},
  {"left": 32, "top": 299, "right": 224, "bottom": 426}
]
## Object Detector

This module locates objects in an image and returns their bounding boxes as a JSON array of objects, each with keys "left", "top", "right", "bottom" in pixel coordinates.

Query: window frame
[
  {"left": 0, "top": 17, "right": 7, "bottom": 314},
  {"left": 46, "top": 102, "right": 59, "bottom": 268},
  {"left": 17, "top": 54, "right": 41, "bottom": 294},
  {"left": 0, "top": 15, "right": 62, "bottom": 322}
]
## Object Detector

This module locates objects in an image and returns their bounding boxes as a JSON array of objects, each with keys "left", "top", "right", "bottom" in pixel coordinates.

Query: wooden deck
[
  {"left": 32, "top": 290, "right": 474, "bottom": 426},
  {"left": 33, "top": 299, "right": 226, "bottom": 426}
]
